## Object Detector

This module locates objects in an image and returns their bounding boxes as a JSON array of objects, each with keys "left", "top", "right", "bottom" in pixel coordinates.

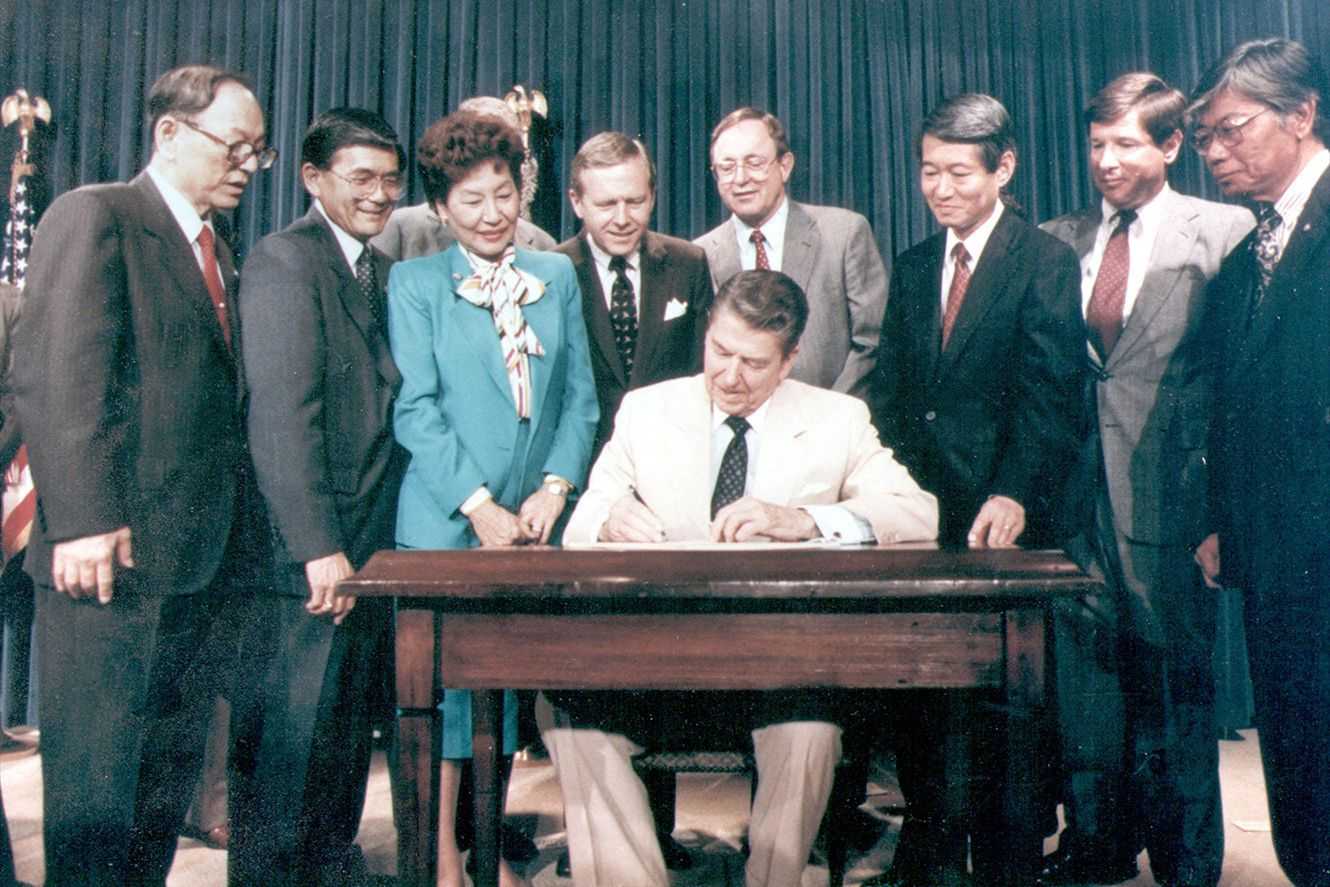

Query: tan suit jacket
[{"left": 564, "top": 374, "right": 937, "bottom": 544}]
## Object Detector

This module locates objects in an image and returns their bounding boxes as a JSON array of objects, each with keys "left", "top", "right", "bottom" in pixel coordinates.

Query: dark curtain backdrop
[{"left": 0, "top": 0, "right": 1326, "bottom": 262}]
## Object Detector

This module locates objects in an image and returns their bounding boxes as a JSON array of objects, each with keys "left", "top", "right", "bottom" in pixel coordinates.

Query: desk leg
[
  {"left": 999, "top": 607, "right": 1046, "bottom": 886},
  {"left": 393, "top": 608, "right": 441, "bottom": 887},
  {"left": 471, "top": 689, "right": 504, "bottom": 887}
]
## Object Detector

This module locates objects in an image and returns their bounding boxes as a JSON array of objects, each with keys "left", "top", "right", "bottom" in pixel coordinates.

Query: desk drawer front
[{"left": 437, "top": 612, "right": 1004, "bottom": 690}]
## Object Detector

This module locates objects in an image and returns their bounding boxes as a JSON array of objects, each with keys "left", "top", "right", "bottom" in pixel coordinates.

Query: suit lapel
[
  {"left": 938, "top": 210, "right": 1022, "bottom": 376},
  {"left": 1066, "top": 211, "right": 1106, "bottom": 370},
  {"left": 915, "top": 238, "right": 946, "bottom": 383},
  {"left": 707, "top": 219, "right": 743, "bottom": 285},
  {"left": 633, "top": 233, "right": 669, "bottom": 384},
  {"left": 446, "top": 250, "right": 517, "bottom": 410},
  {"left": 1244, "top": 167, "right": 1330, "bottom": 367},
  {"left": 664, "top": 377, "right": 714, "bottom": 525},
  {"left": 308, "top": 209, "right": 399, "bottom": 386},
  {"left": 780, "top": 202, "right": 818, "bottom": 294},
  {"left": 1110, "top": 193, "right": 1197, "bottom": 368},
  {"left": 132, "top": 174, "right": 235, "bottom": 366},
  {"left": 574, "top": 236, "right": 628, "bottom": 386},
  {"left": 751, "top": 383, "right": 809, "bottom": 506}
]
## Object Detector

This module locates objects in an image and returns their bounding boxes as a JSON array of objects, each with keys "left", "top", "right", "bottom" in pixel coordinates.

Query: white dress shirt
[
  {"left": 940, "top": 202, "right": 1005, "bottom": 312},
  {"left": 1079, "top": 184, "right": 1171, "bottom": 320},
  {"left": 1270, "top": 147, "right": 1330, "bottom": 260},
  {"left": 731, "top": 197, "right": 790, "bottom": 272},
  {"left": 145, "top": 165, "right": 215, "bottom": 276},
  {"left": 585, "top": 234, "right": 641, "bottom": 314},
  {"left": 710, "top": 401, "right": 872, "bottom": 543}
]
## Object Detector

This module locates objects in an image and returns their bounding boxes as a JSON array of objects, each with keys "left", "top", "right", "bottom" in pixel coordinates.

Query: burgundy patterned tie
[
  {"left": 941, "top": 243, "right": 970, "bottom": 349},
  {"left": 750, "top": 229, "right": 771, "bottom": 270},
  {"left": 1086, "top": 208, "right": 1136, "bottom": 358}
]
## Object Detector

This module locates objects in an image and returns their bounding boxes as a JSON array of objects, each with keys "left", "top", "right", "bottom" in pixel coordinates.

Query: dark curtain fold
[{"left": 0, "top": 0, "right": 1323, "bottom": 262}]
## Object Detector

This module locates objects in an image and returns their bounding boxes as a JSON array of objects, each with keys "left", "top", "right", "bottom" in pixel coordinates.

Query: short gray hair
[{"left": 1188, "top": 38, "right": 1330, "bottom": 144}]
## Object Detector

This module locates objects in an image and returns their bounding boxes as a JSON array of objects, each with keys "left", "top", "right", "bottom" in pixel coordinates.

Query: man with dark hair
[
  {"left": 1040, "top": 72, "right": 1252, "bottom": 887},
  {"left": 1190, "top": 37, "right": 1330, "bottom": 887},
  {"left": 557, "top": 130, "right": 712, "bottom": 457},
  {"left": 230, "top": 107, "right": 406, "bottom": 886},
  {"left": 12, "top": 64, "right": 271, "bottom": 884},
  {"left": 694, "top": 107, "right": 888, "bottom": 399},
  {"left": 867, "top": 92, "right": 1084, "bottom": 885},
  {"left": 372, "top": 96, "right": 556, "bottom": 260},
  {"left": 542, "top": 269, "right": 937, "bottom": 887}
]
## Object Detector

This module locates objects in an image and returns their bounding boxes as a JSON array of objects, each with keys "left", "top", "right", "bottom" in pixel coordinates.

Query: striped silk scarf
[{"left": 456, "top": 245, "right": 546, "bottom": 418}]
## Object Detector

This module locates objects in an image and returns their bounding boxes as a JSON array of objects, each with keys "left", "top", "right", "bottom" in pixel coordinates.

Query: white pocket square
[{"left": 663, "top": 298, "right": 688, "bottom": 321}]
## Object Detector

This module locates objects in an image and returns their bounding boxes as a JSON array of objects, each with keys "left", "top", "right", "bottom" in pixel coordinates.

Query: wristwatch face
[{"left": 545, "top": 481, "right": 568, "bottom": 496}]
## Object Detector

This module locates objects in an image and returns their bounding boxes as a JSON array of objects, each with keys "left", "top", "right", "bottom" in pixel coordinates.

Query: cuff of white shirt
[
  {"left": 800, "top": 505, "right": 875, "bottom": 544},
  {"left": 459, "top": 486, "right": 493, "bottom": 517}
]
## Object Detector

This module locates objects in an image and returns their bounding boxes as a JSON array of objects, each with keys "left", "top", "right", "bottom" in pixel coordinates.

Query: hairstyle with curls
[
  {"left": 415, "top": 111, "right": 525, "bottom": 208},
  {"left": 1085, "top": 72, "right": 1186, "bottom": 146},
  {"left": 301, "top": 107, "right": 405, "bottom": 171},
  {"left": 708, "top": 269, "right": 808, "bottom": 357},
  {"left": 1188, "top": 38, "right": 1330, "bottom": 144},
  {"left": 917, "top": 93, "right": 1017, "bottom": 173},
  {"left": 570, "top": 131, "right": 657, "bottom": 194},
  {"left": 709, "top": 107, "right": 792, "bottom": 158},
  {"left": 146, "top": 64, "right": 255, "bottom": 137}
]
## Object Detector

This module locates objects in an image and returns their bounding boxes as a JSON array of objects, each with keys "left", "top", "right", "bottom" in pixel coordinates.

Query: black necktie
[
  {"left": 356, "top": 248, "right": 386, "bottom": 337},
  {"left": 608, "top": 255, "right": 638, "bottom": 377},
  {"left": 711, "top": 415, "right": 751, "bottom": 519}
]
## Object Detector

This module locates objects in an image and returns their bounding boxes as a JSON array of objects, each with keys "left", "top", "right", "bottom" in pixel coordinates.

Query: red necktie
[
  {"left": 941, "top": 243, "right": 971, "bottom": 349},
  {"left": 750, "top": 229, "right": 771, "bottom": 270},
  {"left": 1086, "top": 209, "right": 1136, "bottom": 358},
  {"left": 196, "top": 225, "right": 231, "bottom": 349}
]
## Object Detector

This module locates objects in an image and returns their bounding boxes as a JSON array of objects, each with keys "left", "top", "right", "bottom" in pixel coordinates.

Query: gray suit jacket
[
  {"left": 371, "top": 201, "right": 557, "bottom": 260},
  {"left": 694, "top": 200, "right": 887, "bottom": 398},
  {"left": 1042, "top": 190, "right": 1252, "bottom": 551}
]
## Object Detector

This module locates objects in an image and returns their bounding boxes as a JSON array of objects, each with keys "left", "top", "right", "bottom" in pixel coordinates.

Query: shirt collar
[
  {"left": 732, "top": 195, "right": 790, "bottom": 249},
  {"left": 146, "top": 165, "right": 207, "bottom": 246},
  {"left": 314, "top": 200, "right": 366, "bottom": 271},
  {"left": 944, "top": 200, "right": 1005, "bottom": 264},
  {"left": 585, "top": 233, "right": 638, "bottom": 274},
  {"left": 1100, "top": 182, "right": 1171, "bottom": 232},
  {"left": 711, "top": 396, "right": 772, "bottom": 435},
  {"left": 1273, "top": 147, "right": 1330, "bottom": 229}
]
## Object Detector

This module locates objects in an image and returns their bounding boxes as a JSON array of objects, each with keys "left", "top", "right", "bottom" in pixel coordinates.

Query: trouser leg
[
  {"left": 536, "top": 693, "right": 668, "bottom": 887},
  {"left": 746, "top": 720, "right": 840, "bottom": 887}
]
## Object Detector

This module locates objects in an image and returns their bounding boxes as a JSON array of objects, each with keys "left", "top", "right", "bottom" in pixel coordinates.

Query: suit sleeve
[
  {"left": 12, "top": 191, "right": 131, "bottom": 541},
  {"left": 838, "top": 399, "right": 939, "bottom": 543},
  {"left": 832, "top": 214, "right": 889, "bottom": 399},
  {"left": 388, "top": 263, "right": 493, "bottom": 516},
  {"left": 562, "top": 389, "right": 642, "bottom": 543},
  {"left": 540, "top": 260, "right": 599, "bottom": 488},
  {"left": 0, "top": 283, "right": 23, "bottom": 469},
  {"left": 989, "top": 237, "right": 1086, "bottom": 527},
  {"left": 687, "top": 253, "right": 716, "bottom": 371},
  {"left": 240, "top": 236, "right": 343, "bottom": 563},
  {"left": 868, "top": 260, "right": 911, "bottom": 457}
]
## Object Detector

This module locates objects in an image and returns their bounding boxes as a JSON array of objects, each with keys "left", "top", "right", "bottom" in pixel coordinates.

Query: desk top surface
[{"left": 340, "top": 545, "right": 1097, "bottom": 605}]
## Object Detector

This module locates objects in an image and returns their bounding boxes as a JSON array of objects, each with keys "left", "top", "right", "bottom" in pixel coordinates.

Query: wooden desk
[{"left": 341, "top": 545, "right": 1097, "bottom": 887}]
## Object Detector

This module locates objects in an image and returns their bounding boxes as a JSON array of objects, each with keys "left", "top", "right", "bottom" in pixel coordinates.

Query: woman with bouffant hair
[{"left": 387, "top": 111, "right": 598, "bottom": 886}]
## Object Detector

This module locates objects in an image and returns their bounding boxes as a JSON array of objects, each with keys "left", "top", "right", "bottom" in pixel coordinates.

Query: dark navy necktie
[{"left": 711, "top": 415, "right": 751, "bottom": 519}]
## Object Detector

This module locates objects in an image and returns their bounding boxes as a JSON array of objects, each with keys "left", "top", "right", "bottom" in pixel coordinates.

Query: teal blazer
[{"left": 388, "top": 244, "right": 598, "bottom": 549}]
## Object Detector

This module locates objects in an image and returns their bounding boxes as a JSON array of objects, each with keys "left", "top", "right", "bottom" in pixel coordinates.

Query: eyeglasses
[
  {"left": 179, "top": 118, "right": 278, "bottom": 170},
  {"left": 1191, "top": 108, "right": 1271, "bottom": 154},
  {"left": 328, "top": 168, "right": 405, "bottom": 199},
  {"left": 711, "top": 154, "right": 781, "bottom": 182}
]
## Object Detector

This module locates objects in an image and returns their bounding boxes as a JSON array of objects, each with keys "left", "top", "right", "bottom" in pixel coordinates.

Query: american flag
[{"left": 0, "top": 174, "right": 33, "bottom": 288}]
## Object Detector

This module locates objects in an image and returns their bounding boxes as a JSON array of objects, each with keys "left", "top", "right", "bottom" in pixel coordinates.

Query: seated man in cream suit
[{"left": 545, "top": 270, "right": 938, "bottom": 887}]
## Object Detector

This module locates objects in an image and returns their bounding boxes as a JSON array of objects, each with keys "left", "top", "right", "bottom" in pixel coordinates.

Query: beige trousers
[{"left": 537, "top": 693, "right": 841, "bottom": 887}]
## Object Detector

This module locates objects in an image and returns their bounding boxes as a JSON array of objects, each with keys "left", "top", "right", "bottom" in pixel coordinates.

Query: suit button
[{"left": 924, "top": 411, "right": 936, "bottom": 421}]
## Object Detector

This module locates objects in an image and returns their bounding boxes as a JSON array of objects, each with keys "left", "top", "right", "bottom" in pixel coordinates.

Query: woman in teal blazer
[{"left": 387, "top": 111, "right": 597, "bottom": 887}]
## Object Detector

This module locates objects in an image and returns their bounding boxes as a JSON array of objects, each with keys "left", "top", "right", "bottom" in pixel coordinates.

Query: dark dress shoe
[
  {"left": 465, "top": 823, "right": 539, "bottom": 876},
  {"left": 1036, "top": 844, "right": 1139, "bottom": 885},
  {"left": 555, "top": 832, "right": 693, "bottom": 877}
]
